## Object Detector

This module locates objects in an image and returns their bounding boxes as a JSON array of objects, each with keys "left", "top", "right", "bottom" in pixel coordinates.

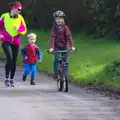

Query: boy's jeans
[
  {"left": 53, "top": 52, "right": 68, "bottom": 74},
  {"left": 23, "top": 63, "right": 36, "bottom": 80}
]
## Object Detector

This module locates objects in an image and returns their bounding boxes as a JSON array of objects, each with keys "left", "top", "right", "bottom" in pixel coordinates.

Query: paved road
[{"left": 0, "top": 62, "right": 120, "bottom": 120}]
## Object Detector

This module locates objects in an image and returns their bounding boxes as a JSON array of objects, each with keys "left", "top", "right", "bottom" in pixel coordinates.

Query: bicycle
[{"left": 47, "top": 48, "right": 76, "bottom": 92}]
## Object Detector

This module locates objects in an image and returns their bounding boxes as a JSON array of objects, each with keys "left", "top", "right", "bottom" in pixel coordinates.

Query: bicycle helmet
[{"left": 53, "top": 10, "right": 65, "bottom": 18}]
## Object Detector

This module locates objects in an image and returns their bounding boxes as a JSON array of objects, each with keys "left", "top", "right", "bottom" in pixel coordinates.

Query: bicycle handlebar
[{"left": 47, "top": 48, "right": 77, "bottom": 54}]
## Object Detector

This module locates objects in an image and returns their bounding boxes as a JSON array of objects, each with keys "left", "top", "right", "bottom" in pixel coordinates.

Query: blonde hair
[{"left": 27, "top": 33, "right": 37, "bottom": 39}]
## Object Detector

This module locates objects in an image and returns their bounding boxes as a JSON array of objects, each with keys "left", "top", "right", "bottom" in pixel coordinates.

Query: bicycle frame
[
  {"left": 58, "top": 51, "right": 68, "bottom": 70},
  {"left": 47, "top": 48, "right": 76, "bottom": 92},
  {"left": 57, "top": 53, "right": 68, "bottom": 81}
]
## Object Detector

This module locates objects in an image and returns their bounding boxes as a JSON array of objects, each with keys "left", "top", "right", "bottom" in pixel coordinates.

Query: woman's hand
[
  {"left": 0, "top": 35, "right": 4, "bottom": 40},
  {"left": 14, "top": 26, "right": 19, "bottom": 31},
  {"left": 24, "top": 56, "right": 28, "bottom": 60}
]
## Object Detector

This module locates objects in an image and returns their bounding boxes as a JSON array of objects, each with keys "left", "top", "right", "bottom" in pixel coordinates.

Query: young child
[
  {"left": 49, "top": 10, "right": 76, "bottom": 78},
  {"left": 21, "top": 33, "right": 42, "bottom": 85}
]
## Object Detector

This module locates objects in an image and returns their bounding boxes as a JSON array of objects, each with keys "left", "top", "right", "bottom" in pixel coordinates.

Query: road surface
[{"left": 0, "top": 62, "right": 119, "bottom": 120}]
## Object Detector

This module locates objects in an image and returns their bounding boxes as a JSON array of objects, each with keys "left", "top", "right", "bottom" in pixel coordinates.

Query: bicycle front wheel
[
  {"left": 63, "top": 71, "right": 69, "bottom": 92},
  {"left": 57, "top": 71, "right": 63, "bottom": 91}
]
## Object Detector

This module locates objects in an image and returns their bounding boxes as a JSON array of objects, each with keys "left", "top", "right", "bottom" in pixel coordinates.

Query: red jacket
[{"left": 21, "top": 43, "right": 42, "bottom": 64}]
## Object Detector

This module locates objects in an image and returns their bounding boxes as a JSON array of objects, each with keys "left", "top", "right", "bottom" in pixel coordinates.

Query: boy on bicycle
[{"left": 49, "top": 10, "right": 76, "bottom": 78}]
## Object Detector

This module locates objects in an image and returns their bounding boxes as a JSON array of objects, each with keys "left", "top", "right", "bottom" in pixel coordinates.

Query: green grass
[{"left": 0, "top": 29, "right": 120, "bottom": 87}]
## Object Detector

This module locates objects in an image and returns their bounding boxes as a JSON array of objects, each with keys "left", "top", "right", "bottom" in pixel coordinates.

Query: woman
[{"left": 0, "top": 1, "right": 27, "bottom": 87}]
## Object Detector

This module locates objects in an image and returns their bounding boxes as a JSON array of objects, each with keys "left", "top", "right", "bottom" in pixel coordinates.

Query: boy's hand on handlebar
[
  {"left": 49, "top": 48, "right": 54, "bottom": 52},
  {"left": 71, "top": 47, "right": 76, "bottom": 52}
]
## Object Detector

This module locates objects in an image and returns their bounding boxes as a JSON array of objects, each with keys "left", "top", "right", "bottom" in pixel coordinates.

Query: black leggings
[{"left": 2, "top": 42, "right": 19, "bottom": 79}]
